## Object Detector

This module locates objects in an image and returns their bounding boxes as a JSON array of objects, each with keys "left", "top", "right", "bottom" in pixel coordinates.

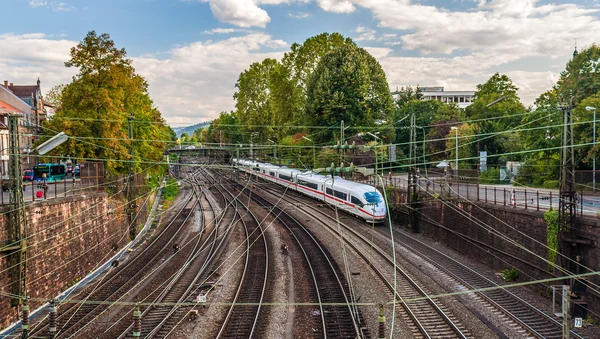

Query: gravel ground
[{"left": 167, "top": 173, "right": 600, "bottom": 338}]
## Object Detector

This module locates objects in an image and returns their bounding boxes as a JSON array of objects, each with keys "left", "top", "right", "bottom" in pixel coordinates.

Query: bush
[
  {"left": 543, "top": 180, "right": 559, "bottom": 189},
  {"left": 162, "top": 178, "right": 179, "bottom": 202},
  {"left": 500, "top": 267, "right": 520, "bottom": 282},
  {"left": 479, "top": 167, "right": 505, "bottom": 184}
]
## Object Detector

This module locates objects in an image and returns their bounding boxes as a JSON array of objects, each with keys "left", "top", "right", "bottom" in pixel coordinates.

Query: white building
[{"left": 393, "top": 86, "right": 476, "bottom": 109}]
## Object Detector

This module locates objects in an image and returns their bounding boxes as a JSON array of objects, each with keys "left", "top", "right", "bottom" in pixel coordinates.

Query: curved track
[
  {"left": 230, "top": 177, "right": 368, "bottom": 339},
  {"left": 215, "top": 176, "right": 270, "bottom": 339},
  {"left": 26, "top": 181, "right": 201, "bottom": 339},
  {"left": 265, "top": 175, "right": 587, "bottom": 339}
]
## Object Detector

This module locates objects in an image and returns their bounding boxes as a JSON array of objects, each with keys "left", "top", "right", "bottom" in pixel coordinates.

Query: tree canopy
[
  {"left": 305, "top": 43, "right": 395, "bottom": 144},
  {"left": 43, "top": 31, "right": 174, "bottom": 174}
]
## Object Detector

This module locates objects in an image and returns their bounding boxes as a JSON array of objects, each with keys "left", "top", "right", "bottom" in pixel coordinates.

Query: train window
[
  {"left": 364, "top": 191, "right": 383, "bottom": 206},
  {"left": 298, "top": 180, "right": 318, "bottom": 190},
  {"left": 326, "top": 188, "right": 333, "bottom": 195},
  {"left": 333, "top": 190, "right": 347, "bottom": 200},
  {"left": 269, "top": 172, "right": 275, "bottom": 176},
  {"left": 280, "top": 174, "right": 292, "bottom": 181},
  {"left": 351, "top": 196, "right": 363, "bottom": 207}
]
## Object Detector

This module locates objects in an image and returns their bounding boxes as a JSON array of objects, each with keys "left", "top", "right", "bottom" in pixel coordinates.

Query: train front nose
[{"left": 371, "top": 205, "right": 387, "bottom": 221}]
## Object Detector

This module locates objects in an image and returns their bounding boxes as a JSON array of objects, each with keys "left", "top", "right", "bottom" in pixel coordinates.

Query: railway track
[
  {"left": 262, "top": 176, "right": 587, "bottom": 338},
  {"left": 25, "top": 180, "right": 202, "bottom": 339},
  {"left": 389, "top": 227, "right": 587, "bottom": 339},
  {"left": 214, "top": 177, "right": 270, "bottom": 338},
  {"left": 230, "top": 178, "right": 368, "bottom": 339},
  {"left": 251, "top": 180, "right": 468, "bottom": 338},
  {"left": 103, "top": 172, "right": 233, "bottom": 338}
]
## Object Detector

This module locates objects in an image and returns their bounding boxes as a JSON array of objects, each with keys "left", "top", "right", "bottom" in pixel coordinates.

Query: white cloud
[
  {"left": 348, "top": 0, "right": 600, "bottom": 105},
  {"left": 29, "top": 0, "right": 73, "bottom": 11},
  {"left": 133, "top": 33, "right": 288, "bottom": 126},
  {"left": 203, "top": 28, "right": 238, "bottom": 34},
  {"left": 317, "top": 0, "right": 355, "bottom": 13},
  {"left": 0, "top": 32, "right": 288, "bottom": 126},
  {"left": 355, "top": 25, "right": 376, "bottom": 41},
  {"left": 288, "top": 12, "right": 310, "bottom": 18},
  {"left": 209, "top": 0, "right": 271, "bottom": 27},
  {"left": 29, "top": 0, "right": 48, "bottom": 8},
  {"left": 363, "top": 46, "right": 392, "bottom": 59}
]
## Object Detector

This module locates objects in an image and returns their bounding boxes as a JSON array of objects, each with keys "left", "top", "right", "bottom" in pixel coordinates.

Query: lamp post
[
  {"left": 586, "top": 106, "right": 597, "bottom": 192},
  {"left": 451, "top": 126, "right": 458, "bottom": 171},
  {"left": 301, "top": 136, "right": 315, "bottom": 169}
]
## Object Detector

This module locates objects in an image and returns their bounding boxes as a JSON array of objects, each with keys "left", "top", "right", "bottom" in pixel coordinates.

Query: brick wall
[{"left": 0, "top": 192, "right": 152, "bottom": 329}]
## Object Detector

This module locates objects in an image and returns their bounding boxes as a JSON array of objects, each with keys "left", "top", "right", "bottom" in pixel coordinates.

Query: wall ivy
[{"left": 544, "top": 208, "right": 559, "bottom": 272}]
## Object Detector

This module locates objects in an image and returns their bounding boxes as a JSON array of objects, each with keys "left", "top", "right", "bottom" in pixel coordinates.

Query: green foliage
[
  {"left": 282, "top": 33, "right": 354, "bottom": 126},
  {"left": 43, "top": 31, "right": 172, "bottom": 176},
  {"left": 445, "top": 123, "right": 476, "bottom": 169},
  {"left": 544, "top": 209, "right": 559, "bottom": 272},
  {"left": 305, "top": 43, "right": 395, "bottom": 144},
  {"left": 208, "top": 111, "right": 240, "bottom": 144},
  {"left": 395, "top": 85, "right": 423, "bottom": 106},
  {"left": 234, "top": 58, "right": 280, "bottom": 139},
  {"left": 543, "top": 180, "right": 559, "bottom": 189},
  {"left": 465, "top": 73, "right": 526, "bottom": 162},
  {"left": 162, "top": 178, "right": 179, "bottom": 202},
  {"left": 479, "top": 167, "right": 503, "bottom": 184},
  {"left": 556, "top": 44, "right": 600, "bottom": 106},
  {"left": 500, "top": 267, "right": 520, "bottom": 282},
  {"left": 514, "top": 155, "right": 559, "bottom": 187}
]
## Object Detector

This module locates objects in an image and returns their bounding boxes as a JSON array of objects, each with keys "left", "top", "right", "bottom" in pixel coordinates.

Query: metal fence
[{"left": 353, "top": 172, "right": 599, "bottom": 216}]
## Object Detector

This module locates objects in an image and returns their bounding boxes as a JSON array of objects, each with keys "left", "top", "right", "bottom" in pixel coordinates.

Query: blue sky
[{"left": 1, "top": 0, "right": 600, "bottom": 126}]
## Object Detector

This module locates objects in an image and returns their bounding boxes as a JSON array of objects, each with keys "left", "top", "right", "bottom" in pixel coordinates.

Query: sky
[{"left": 1, "top": 0, "right": 600, "bottom": 127}]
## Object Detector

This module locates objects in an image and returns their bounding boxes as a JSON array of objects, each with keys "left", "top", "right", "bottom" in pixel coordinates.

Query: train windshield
[{"left": 364, "top": 191, "right": 383, "bottom": 206}]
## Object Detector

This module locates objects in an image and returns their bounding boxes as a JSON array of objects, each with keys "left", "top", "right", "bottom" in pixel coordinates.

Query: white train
[{"left": 232, "top": 159, "right": 387, "bottom": 223}]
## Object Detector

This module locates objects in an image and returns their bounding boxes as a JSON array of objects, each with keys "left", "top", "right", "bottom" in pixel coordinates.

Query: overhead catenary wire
[{"left": 414, "top": 179, "right": 600, "bottom": 296}]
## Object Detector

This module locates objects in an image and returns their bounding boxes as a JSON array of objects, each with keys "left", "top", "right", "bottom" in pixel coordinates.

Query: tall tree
[
  {"left": 465, "top": 73, "right": 526, "bottom": 163},
  {"left": 233, "top": 58, "right": 279, "bottom": 142},
  {"left": 556, "top": 44, "right": 600, "bottom": 106},
  {"left": 305, "top": 44, "right": 395, "bottom": 144},
  {"left": 43, "top": 31, "right": 172, "bottom": 174},
  {"left": 281, "top": 33, "right": 355, "bottom": 126}
]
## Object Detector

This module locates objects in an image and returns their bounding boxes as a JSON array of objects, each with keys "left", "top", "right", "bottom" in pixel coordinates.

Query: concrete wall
[
  {"left": 388, "top": 188, "right": 600, "bottom": 318},
  {"left": 0, "top": 192, "right": 152, "bottom": 329}
]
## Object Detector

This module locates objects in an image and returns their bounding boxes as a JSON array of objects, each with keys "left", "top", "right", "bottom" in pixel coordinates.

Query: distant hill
[{"left": 173, "top": 122, "right": 211, "bottom": 137}]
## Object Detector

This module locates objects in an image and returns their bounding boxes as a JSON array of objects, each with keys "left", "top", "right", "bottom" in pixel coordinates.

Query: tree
[
  {"left": 43, "top": 31, "right": 172, "bottom": 174},
  {"left": 394, "top": 86, "right": 423, "bottom": 107},
  {"left": 556, "top": 44, "right": 600, "bottom": 106},
  {"left": 305, "top": 44, "right": 395, "bottom": 144},
  {"left": 465, "top": 73, "right": 526, "bottom": 164},
  {"left": 446, "top": 123, "right": 476, "bottom": 169},
  {"left": 233, "top": 58, "right": 279, "bottom": 142},
  {"left": 281, "top": 33, "right": 355, "bottom": 126}
]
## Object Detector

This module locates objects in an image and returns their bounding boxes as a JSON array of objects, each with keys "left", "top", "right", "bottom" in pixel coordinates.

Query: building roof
[{"left": 7, "top": 85, "right": 37, "bottom": 99}]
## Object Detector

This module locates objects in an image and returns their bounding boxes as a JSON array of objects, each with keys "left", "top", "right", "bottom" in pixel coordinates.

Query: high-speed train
[{"left": 232, "top": 159, "right": 387, "bottom": 223}]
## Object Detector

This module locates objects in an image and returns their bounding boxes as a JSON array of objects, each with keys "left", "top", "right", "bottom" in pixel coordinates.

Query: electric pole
[
  {"left": 408, "top": 113, "right": 419, "bottom": 232},
  {"left": 559, "top": 103, "right": 577, "bottom": 230},
  {"left": 0, "top": 115, "right": 29, "bottom": 335}
]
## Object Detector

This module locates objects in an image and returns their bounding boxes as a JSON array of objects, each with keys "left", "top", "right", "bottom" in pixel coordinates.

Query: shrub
[
  {"left": 162, "top": 178, "right": 179, "bottom": 202},
  {"left": 543, "top": 180, "right": 559, "bottom": 189},
  {"left": 500, "top": 267, "right": 520, "bottom": 282},
  {"left": 479, "top": 167, "right": 504, "bottom": 184}
]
